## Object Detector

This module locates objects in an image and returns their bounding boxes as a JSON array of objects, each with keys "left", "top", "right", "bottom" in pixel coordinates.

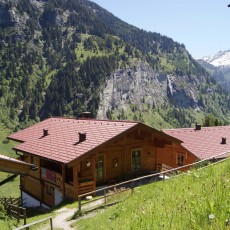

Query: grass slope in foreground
[{"left": 76, "top": 159, "right": 230, "bottom": 230}]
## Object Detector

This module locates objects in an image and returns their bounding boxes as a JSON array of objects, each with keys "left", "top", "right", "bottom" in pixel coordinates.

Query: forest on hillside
[{"left": 0, "top": 0, "right": 229, "bottom": 131}]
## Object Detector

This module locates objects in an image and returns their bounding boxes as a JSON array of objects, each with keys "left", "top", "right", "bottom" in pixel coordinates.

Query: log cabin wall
[
  {"left": 20, "top": 153, "right": 43, "bottom": 205},
  {"left": 23, "top": 153, "right": 40, "bottom": 179},
  {"left": 98, "top": 127, "right": 159, "bottom": 183},
  {"left": 156, "top": 144, "right": 198, "bottom": 170},
  {"left": 104, "top": 146, "right": 123, "bottom": 181},
  {"left": 22, "top": 176, "right": 42, "bottom": 201},
  {"left": 43, "top": 182, "right": 55, "bottom": 206},
  {"left": 21, "top": 152, "right": 65, "bottom": 206},
  {"left": 156, "top": 145, "right": 175, "bottom": 168},
  {"left": 122, "top": 128, "right": 157, "bottom": 176}
]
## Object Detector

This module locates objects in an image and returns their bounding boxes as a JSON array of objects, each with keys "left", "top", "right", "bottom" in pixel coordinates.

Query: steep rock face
[
  {"left": 97, "top": 62, "right": 165, "bottom": 118},
  {"left": 0, "top": 7, "right": 16, "bottom": 26},
  {"left": 166, "top": 75, "right": 197, "bottom": 108},
  {"left": 0, "top": 1, "right": 30, "bottom": 28},
  {"left": 97, "top": 61, "right": 198, "bottom": 119},
  {"left": 39, "top": 9, "right": 68, "bottom": 27}
]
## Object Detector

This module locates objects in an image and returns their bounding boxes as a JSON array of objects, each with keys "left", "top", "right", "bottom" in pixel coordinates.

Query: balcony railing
[
  {"left": 78, "top": 180, "right": 94, "bottom": 195},
  {"left": 41, "top": 167, "right": 62, "bottom": 186}
]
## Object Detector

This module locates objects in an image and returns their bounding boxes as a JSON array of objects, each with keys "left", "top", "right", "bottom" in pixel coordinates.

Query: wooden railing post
[
  {"left": 23, "top": 208, "right": 27, "bottom": 226},
  {"left": 131, "top": 180, "right": 134, "bottom": 194},
  {"left": 50, "top": 217, "right": 53, "bottom": 230},
  {"left": 78, "top": 196, "right": 82, "bottom": 215},
  {"left": 17, "top": 205, "right": 19, "bottom": 222},
  {"left": 15, "top": 216, "right": 53, "bottom": 230},
  {"left": 104, "top": 188, "right": 107, "bottom": 205},
  {"left": 8, "top": 204, "right": 11, "bottom": 217}
]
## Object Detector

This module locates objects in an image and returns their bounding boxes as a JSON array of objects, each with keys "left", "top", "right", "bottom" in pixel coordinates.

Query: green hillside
[
  {"left": 0, "top": 124, "right": 16, "bottom": 157},
  {"left": 75, "top": 159, "right": 230, "bottom": 229},
  {"left": 0, "top": 0, "right": 229, "bottom": 130},
  {"left": 0, "top": 126, "right": 20, "bottom": 198}
]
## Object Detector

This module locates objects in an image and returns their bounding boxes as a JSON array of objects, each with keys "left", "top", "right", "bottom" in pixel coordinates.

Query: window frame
[
  {"left": 131, "top": 148, "right": 142, "bottom": 172},
  {"left": 177, "top": 153, "right": 185, "bottom": 167},
  {"left": 46, "top": 184, "right": 54, "bottom": 196},
  {"left": 30, "top": 155, "right": 37, "bottom": 165}
]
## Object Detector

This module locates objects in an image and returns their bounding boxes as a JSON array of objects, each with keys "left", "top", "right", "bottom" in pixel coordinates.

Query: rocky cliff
[
  {"left": 0, "top": 0, "right": 229, "bottom": 129},
  {"left": 97, "top": 61, "right": 201, "bottom": 120}
]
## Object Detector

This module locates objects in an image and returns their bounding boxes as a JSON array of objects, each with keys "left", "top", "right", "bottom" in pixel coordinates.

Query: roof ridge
[
  {"left": 49, "top": 117, "right": 139, "bottom": 124},
  {"left": 164, "top": 125, "right": 230, "bottom": 131}
]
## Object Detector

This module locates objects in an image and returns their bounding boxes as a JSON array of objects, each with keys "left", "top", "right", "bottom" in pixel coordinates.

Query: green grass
[
  {"left": 0, "top": 198, "right": 79, "bottom": 230},
  {"left": 74, "top": 159, "right": 230, "bottom": 229},
  {"left": 0, "top": 125, "right": 17, "bottom": 158},
  {"left": 75, "top": 34, "right": 109, "bottom": 62},
  {"left": 0, "top": 174, "right": 20, "bottom": 197},
  {"left": 0, "top": 125, "right": 20, "bottom": 229},
  {"left": 0, "top": 125, "right": 19, "bottom": 196},
  {"left": 0, "top": 215, "right": 19, "bottom": 230}
]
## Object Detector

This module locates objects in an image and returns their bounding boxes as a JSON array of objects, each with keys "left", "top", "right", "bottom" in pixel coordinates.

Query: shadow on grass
[{"left": 26, "top": 198, "right": 76, "bottom": 218}]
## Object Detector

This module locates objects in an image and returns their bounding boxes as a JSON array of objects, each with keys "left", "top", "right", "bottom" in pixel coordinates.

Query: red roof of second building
[
  {"left": 163, "top": 126, "right": 230, "bottom": 160},
  {"left": 8, "top": 118, "right": 139, "bottom": 164}
]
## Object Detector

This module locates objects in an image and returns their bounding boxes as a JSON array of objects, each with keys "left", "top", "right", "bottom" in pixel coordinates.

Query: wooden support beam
[
  {"left": 90, "top": 155, "right": 96, "bottom": 191},
  {"left": 73, "top": 164, "right": 78, "bottom": 198},
  {"left": 0, "top": 154, "right": 37, "bottom": 175},
  {"left": 62, "top": 164, "right": 65, "bottom": 196}
]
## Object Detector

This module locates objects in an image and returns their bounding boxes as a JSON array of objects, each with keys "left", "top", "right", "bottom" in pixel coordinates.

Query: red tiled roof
[
  {"left": 8, "top": 118, "right": 139, "bottom": 164},
  {"left": 163, "top": 126, "right": 230, "bottom": 159}
]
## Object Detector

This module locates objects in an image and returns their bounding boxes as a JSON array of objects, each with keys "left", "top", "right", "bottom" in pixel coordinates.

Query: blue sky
[{"left": 91, "top": 0, "right": 230, "bottom": 59}]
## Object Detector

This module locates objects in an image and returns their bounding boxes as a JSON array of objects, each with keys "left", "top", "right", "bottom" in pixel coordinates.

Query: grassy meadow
[
  {"left": 0, "top": 125, "right": 21, "bottom": 229},
  {"left": 0, "top": 124, "right": 19, "bottom": 197},
  {"left": 0, "top": 125, "right": 17, "bottom": 158},
  {"left": 0, "top": 124, "right": 19, "bottom": 198},
  {"left": 75, "top": 159, "right": 230, "bottom": 230}
]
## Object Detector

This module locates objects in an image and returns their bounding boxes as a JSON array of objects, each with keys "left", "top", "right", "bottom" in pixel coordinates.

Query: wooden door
[
  {"left": 96, "top": 154, "right": 105, "bottom": 181},
  {"left": 131, "top": 149, "right": 141, "bottom": 172}
]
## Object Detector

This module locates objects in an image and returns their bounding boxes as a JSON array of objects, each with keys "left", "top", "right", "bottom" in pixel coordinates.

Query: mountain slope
[
  {"left": 198, "top": 50, "right": 230, "bottom": 92},
  {"left": 0, "top": 0, "right": 229, "bottom": 130},
  {"left": 202, "top": 50, "right": 230, "bottom": 67}
]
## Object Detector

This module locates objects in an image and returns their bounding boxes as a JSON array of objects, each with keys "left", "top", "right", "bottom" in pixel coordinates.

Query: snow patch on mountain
[{"left": 202, "top": 50, "right": 230, "bottom": 67}]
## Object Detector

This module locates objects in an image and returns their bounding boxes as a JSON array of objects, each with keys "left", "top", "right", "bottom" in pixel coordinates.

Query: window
[
  {"left": 46, "top": 185, "right": 54, "bottom": 196},
  {"left": 177, "top": 154, "right": 185, "bottom": 166},
  {"left": 30, "top": 156, "right": 37, "bottom": 165},
  {"left": 96, "top": 155, "right": 104, "bottom": 180},
  {"left": 132, "top": 149, "right": 141, "bottom": 172},
  {"left": 113, "top": 158, "right": 118, "bottom": 168}
]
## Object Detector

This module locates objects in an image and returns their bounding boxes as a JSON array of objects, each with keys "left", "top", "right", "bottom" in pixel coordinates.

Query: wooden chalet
[{"left": 8, "top": 118, "right": 195, "bottom": 207}]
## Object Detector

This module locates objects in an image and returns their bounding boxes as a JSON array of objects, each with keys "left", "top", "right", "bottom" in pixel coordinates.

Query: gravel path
[
  {"left": 44, "top": 198, "right": 104, "bottom": 230},
  {"left": 51, "top": 207, "right": 76, "bottom": 230}
]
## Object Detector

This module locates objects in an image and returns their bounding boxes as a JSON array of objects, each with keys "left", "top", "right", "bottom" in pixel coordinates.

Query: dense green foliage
[
  {"left": 0, "top": 0, "right": 229, "bottom": 130},
  {"left": 203, "top": 114, "right": 223, "bottom": 127},
  {"left": 75, "top": 159, "right": 230, "bottom": 229}
]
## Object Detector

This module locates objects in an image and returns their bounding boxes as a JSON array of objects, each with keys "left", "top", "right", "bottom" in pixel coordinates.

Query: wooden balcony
[
  {"left": 78, "top": 178, "right": 95, "bottom": 195},
  {"left": 41, "top": 167, "right": 62, "bottom": 186}
]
